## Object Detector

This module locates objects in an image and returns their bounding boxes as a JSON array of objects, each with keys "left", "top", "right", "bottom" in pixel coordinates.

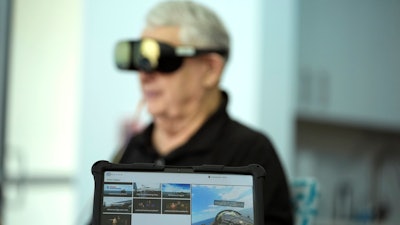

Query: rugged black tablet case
[{"left": 91, "top": 160, "right": 266, "bottom": 225}]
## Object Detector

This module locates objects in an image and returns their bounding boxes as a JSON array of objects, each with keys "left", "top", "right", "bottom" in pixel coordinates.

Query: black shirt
[{"left": 120, "top": 91, "right": 294, "bottom": 225}]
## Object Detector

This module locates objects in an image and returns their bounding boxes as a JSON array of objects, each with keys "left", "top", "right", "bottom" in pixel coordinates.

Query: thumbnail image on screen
[
  {"left": 102, "top": 197, "right": 132, "bottom": 213},
  {"left": 133, "top": 182, "right": 161, "bottom": 198},
  {"left": 191, "top": 185, "right": 254, "bottom": 225},
  {"left": 162, "top": 183, "right": 191, "bottom": 198},
  {"left": 104, "top": 183, "right": 133, "bottom": 197},
  {"left": 101, "top": 214, "right": 131, "bottom": 225}
]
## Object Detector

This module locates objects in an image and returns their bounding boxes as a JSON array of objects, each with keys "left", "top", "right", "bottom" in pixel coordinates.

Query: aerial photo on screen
[
  {"left": 162, "top": 183, "right": 191, "bottom": 198},
  {"left": 191, "top": 185, "right": 254, "bottom": 225}
]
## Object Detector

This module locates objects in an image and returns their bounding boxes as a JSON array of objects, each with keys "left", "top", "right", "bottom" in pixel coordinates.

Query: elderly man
[{"left": 116, "top": 1, "right": 293, "bottom": 224}]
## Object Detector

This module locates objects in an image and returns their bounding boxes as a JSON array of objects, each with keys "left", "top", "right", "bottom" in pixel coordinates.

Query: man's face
[{"left": 139, "top": 26, "right": 211, "bottom": 119}]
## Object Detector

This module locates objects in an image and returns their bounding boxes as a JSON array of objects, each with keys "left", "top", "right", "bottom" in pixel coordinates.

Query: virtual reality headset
[{"left": 115, "top": 38, "right": 229, "bottom": 73}]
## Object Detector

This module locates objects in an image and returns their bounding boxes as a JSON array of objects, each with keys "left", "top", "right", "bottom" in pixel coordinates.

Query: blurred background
[{"left": 0, "top": 0, "right": 399, "bottom": 225}]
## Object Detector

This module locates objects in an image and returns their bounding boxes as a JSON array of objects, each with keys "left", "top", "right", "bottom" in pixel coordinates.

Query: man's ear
[{"left": 202, "top": 53, "right": 225, "bottom": 88}]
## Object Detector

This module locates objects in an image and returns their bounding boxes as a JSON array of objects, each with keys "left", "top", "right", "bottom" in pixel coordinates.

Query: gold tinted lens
[
  {"left": 140, "top": 38, "right": 160, "bottom": 70},
  {"left": 115, "top": 41, "right": 131, "bottom": 69}
]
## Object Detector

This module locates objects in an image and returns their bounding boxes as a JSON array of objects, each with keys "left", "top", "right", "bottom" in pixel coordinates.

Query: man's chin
[{"left": 146, "top": 105, "right": 163, "bottom": 118}]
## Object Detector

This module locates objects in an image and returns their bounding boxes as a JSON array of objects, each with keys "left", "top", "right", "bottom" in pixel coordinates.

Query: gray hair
[{"left": 145, "top": 0, "right": 230, "bottom": 58}]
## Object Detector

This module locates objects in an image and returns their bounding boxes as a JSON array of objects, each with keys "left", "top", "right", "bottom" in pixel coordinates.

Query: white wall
[
  {"left": 4, "top": 0, "right": 81, "bottom": 225},
  {"left": 259, "top": 0, "right": 297, "bottom": 177}
]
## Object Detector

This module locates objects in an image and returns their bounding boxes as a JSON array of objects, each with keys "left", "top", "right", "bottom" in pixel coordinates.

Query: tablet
[{"left": 91, "top": 160, "right": 266, "bottom": 225}]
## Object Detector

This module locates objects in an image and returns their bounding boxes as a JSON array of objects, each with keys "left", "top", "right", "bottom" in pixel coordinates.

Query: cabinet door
[{"left": 297, "top": 0, "right": 400, "bottom": 130}]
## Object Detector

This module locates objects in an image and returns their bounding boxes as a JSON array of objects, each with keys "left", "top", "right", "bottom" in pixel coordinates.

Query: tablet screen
[{"left": 100, "top": 171, "right": 255, "bottom": 225}]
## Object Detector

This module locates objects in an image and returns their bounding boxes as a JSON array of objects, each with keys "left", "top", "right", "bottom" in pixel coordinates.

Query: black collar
[{"left": 136, "top": 90, "right": 231, "bottom": 159}]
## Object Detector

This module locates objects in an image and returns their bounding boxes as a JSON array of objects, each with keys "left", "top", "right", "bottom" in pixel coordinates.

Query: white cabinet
[
  {"left": 297, "top": 0, "right": 400, "bottom": 131},
  {"left": 295, "top": 1, "right": 400, "bottom": 225}
]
